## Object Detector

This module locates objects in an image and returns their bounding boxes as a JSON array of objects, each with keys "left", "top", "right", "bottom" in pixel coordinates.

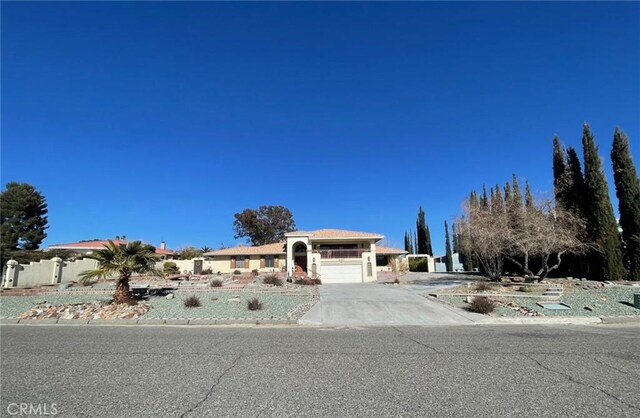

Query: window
[
  {"left": 236, "top": 256, "right": 246, "bottom": 268},
  {"left": 265, "top": 255, "right": 274, "bottom": 268}
]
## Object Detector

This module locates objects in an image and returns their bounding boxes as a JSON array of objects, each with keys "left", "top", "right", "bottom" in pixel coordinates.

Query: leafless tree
[{"left": 458, "top": 195, "right": 588, "bottom": 281}]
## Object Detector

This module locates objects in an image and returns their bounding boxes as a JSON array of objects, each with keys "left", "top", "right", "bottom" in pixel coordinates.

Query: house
[
  {"left": 46, "top": 239, "right": 176, "bottom": 260},
  {"left": 204, "top": 229, "right": 407, "bottom": 283}
]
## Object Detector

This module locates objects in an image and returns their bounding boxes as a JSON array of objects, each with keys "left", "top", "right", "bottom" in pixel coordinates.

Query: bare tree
[
  {"left": 458, "top": 193, "right": 589, "bottom": 281},
  {"left": 504, "top": 199, "right": 589, "bottom": 279}
]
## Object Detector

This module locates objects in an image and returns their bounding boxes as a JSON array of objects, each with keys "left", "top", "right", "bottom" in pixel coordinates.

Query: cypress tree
[
  {"left": 404, "top": 232, "right": 412, "bottom": 254},
  {"left": 504, "top": 181, "right": 512, "bottom": 204},
  {"left": 480, "top": 185, "right": 489, "bottom": 209},
  {"left": 512, "top": 174, "right": 522, "bottom": 208},
  {"left": 452, "top": 222, "right": 459, "bottom": 253},
  {"left": 553, "top": 136, "right": 571, "bottom": 207},
  {"left": 565, "top": 147, "right": 587, "bottom": 216},
  {"left": 582, "top": 123, "right": 625, "bottom": 280},
  {"left": 425, "top": 224, "right": 433, "bottom": 256},
  {"left": 444, "top": 220, "right": 453, "bottom": 272},
  {"left": 611, "top": 128, "right": 640, "bottom": 280},
  {"left": 524, "top": 181, "right": 534, "bottom": 208},
  {"left": 416, "top": 209, "right": 425, "bottom": 254}
]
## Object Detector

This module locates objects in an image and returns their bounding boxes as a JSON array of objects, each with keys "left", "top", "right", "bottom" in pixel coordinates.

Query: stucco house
[
  {"left": 46, "top": 239, "right": 176, "bottom": 259},
  {"left": 204, "top": 229, "right": 407, "bottom": 283}
]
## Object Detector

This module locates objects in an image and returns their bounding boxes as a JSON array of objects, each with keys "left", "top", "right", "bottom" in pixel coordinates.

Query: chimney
[{"left": 160, "top": 241, "right": 167, "bottom": 250}]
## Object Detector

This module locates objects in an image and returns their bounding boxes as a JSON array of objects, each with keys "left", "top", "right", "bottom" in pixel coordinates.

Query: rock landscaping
[
  {"left": 1, "top": 273, "right": 319, "bottom": 322},
  {"left": 432, "top": 278, "right": 640, "bottom": 318}
]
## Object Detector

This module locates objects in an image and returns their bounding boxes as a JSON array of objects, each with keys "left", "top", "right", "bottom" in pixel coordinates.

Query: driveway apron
[{"left": 299, "top": 283, "right": 484, "bottom": 326}]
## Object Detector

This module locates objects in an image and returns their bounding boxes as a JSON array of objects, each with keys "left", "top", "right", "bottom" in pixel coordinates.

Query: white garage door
[{"left": 320, "top": 263, "right": 363, "bottom": 283}]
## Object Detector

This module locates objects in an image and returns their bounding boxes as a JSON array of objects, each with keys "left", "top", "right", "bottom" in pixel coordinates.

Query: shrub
[
  {"left": 252, "top": 269, "right": 259, "bottom": 276},
  {"left": 468, "top": 297, "right": 495, "bottom": 314},
  {"left": 247, "top": 298, "right": 263, "bottom": 311},
  {"left": 163, "top": 262, "right": 180, "bottom": 275},
  {"left": 233, "top": 270, "right": 241, "bottom": 275},
  {"left": 408, "top": 257, "right": 430, "bottom": 272},
  {"left": 519, "top": 286, "right": 534, "bottom": 293},
  {"left": 393, "top": 277, "right": 400, "bottom": 284},
  {"left": 184, "top": 296, "right": 201, "bottom": 308},
  {"left": 201, "top": 268, "right": 213, "bottom": 275},
  {"left": 475, "top": 281, "right": 493, "bottom": 292},
  {"left": 294, "top": 277, "right": 322, "bottom": 286},
  {"left": 209, "top": 279, "right": 223, "bottom": 288},
  {"left": 263, "top": 274, "right": 283, "bottom": 286}
]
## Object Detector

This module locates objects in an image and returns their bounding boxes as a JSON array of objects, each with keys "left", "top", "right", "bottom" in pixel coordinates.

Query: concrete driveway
[{"left": 299, "top": 278, "right": 485, "bottom": 326}]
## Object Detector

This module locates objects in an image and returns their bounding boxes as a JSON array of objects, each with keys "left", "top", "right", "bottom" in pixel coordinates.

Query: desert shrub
[
  {"left": 263, "top": 274, "right": 283, "bottom": 286},
  {"left": 163, "top": 262, "right": 180, "bottom": 275},
  {"left": 252, "top": 269, "right": 259, "bottom": 276},
  {"left": 126, "top": 298, "right": 139, "bottom": 306},
  {"left": 201, "top": 268, "right": 213, "bottom": 275},
  {"left": 393, "top": 277, "right": 400, "bottom": 284},
  {"left": 184, "top": 296, "right": 201, "bottom": 308},
  {"left": 233, "top": 269, "right": 241, "bottom": 275},
  {"left": 468, "top": 297, "right": 495, "bottom": 314},
  {"left": 409, "top": 257, "right": 430, "bottom": 272},
  {"left": 294, "top": 277, "right": 321, "bottom": 286},
  {"left": 247, "top": 298, "right": 263, "bottom": 311},
  {"left": 519, "top": 286, "right": 534, "bottom": 293},
  {"left": 209, "top": 279, "right": 223, "bottom": 288},
  {"left": 475, "top": 281, "right": 493, "bottom": 292}
]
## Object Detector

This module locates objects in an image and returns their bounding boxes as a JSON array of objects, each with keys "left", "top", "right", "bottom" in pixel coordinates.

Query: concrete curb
[
  {"left": 476, "top": 316, "right": 604, "bottom": 325},
  {"left": 600, "top": 316, "right": 640, "bottom": 324},
  {"left": 0, "top": 318, "right": 299, "bottom": 326}
]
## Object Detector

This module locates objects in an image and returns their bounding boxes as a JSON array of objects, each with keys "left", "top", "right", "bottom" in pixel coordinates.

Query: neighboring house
[
  {"left": 46, "top": 239, "right": 176, "bottom": 260},
  {"left": 204, "top": 229, "right": 407, "bottom": 283}
]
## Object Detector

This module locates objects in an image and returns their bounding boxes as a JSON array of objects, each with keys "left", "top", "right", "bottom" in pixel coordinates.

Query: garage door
[{"left": 320, "top": 263, "right": 363, "bottom": 283}]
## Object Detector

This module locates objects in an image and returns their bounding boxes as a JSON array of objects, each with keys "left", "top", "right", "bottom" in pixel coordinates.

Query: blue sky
[{"left": 2, "top": 2, "right": 639, "bottom": 254}]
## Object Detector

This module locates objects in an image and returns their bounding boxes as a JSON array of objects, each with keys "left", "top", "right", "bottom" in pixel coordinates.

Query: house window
[
  {"left": 265, "top": 255, "right": 274, "bottom": 268},
  {"left": 237, "top": 256, "right": 246, "bottom": 269}
]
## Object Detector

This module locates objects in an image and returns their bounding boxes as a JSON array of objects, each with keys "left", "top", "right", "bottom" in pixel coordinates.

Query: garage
[{"left": 320, "top": 262, "right": 363, "bottom": 283}]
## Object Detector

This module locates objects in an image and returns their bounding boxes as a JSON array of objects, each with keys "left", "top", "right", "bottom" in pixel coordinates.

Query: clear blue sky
[{"left": 2, "top": 2, "right": 639, "bottom": 254}]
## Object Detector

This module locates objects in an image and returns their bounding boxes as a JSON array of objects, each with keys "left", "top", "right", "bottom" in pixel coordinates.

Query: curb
[
  {"left": 475, "top": 316, "right": 603, "bottom": 325},
  {"left": 0, "top": 318, "right": 299, "bottom": 326},
  {"left": 600, "top": 316, "right": 640, "bottom": 324}
]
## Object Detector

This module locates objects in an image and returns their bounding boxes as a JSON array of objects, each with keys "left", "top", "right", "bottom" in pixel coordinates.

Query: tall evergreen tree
[
  {"left": 416, "top": 207, "right": 432, "bottom": 255},
  {"left": 444, "top": 220, "right": 453, "bottom": 272},
  {"left": 553, "top": 136, "right": 573, "bottom": 210},
  {"left": 564, "top": 147, "right": 587, "bottom": 215},
  {"left": 404, "top": 231, "right": 412, "bottom": 254},
  {"left": 511, "top": 174, "right": 522, "bottom": 208},
  {"left": 524, "top": 181, "right": 534, "bottom": 208},
  {"left": 480, "top": 185, "right": 489, "bottom": 209},
  {"left": 611, "top": 128, "right": 640, "bottom": 281},
  {"left": 582, "top": 123, "right": 625, "bottom": 280},
  {"left": 452, "top": 222, "right": 459, "bottom": 253},
  {"left": 1, "top": 182, "right": 49, "bottom": 262},
  {"left": 504, "top": 181, "right": 512, "bottom": 204}
]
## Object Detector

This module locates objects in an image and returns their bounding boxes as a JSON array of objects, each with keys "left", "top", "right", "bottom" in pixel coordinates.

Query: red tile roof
[
  {"left": 47, "top": 239, "right": 174, "bottom": 255},
  {"left": 376, "top": 246, "right": 408, "bottom": 255},
  {"left": 285, "top": 229, "right": 384, "bottom": 240},
  {"left": 204, "top": 242, "right": 286, "bottom": 256}
]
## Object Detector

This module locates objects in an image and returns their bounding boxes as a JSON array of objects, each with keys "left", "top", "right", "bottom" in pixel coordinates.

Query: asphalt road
[{"left": 1, "top": 324, "right": 639, "bottom": 417}]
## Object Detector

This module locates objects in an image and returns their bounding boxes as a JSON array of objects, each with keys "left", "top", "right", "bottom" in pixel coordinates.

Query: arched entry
[{"left": 293, "top": 242, "right": 307, "bottom": 272}]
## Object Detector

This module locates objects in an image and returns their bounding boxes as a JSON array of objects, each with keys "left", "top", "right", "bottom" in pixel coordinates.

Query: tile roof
[
  {"left": 286, "top": 229, "right": 384, "bottom": 240},
  {"left": 204, "top": 242, "right": 286, "bottom": 256},
  {"left": 376, "top": 246, "right": 409, "bottom": 255},
  {"left": 47, "top": 239, "right": 174, "bottom": 255}
]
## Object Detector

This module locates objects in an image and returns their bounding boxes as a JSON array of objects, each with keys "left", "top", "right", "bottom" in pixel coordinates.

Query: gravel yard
[
  {"left": 0, "top": 286, "right": 318, "bottom": 321},
  {"left": 434, "top": 281, "right": 640, "bottom": 317}
]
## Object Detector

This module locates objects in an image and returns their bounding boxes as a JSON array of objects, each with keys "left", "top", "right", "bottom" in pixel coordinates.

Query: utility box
[{"left": 634, "top": 294, "right": 640, "bottom": 309}]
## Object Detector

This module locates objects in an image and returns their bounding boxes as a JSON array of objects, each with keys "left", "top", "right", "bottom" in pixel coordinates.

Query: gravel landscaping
[
  {"left": 0, "top": 286, "right": 318, "bottom": 321},
  {"left": 433, "top": 281, "right": 640, "bottom": 317}
]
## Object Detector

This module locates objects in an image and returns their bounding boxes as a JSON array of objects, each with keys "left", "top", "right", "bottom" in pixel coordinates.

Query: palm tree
[
  {"left": 200, "top": 246, "right": 213, "bottom": 253},
  {"left": 80, "top": 241, "right": 162, "bottom": 304}
]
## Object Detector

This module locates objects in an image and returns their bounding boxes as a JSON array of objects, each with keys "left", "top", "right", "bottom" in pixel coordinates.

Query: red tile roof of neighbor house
[
  {"left": 376, "top": 246, "right": 409, "bottom": 255},
  {"left": 285, "top": 229, "right": 384, "bottom": 239},
  {"left": 204, "top": 242, "right": 286, "bottom": 256},
  {"left": 47, "top": 239, "right": 175, "bottom": 255}
]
